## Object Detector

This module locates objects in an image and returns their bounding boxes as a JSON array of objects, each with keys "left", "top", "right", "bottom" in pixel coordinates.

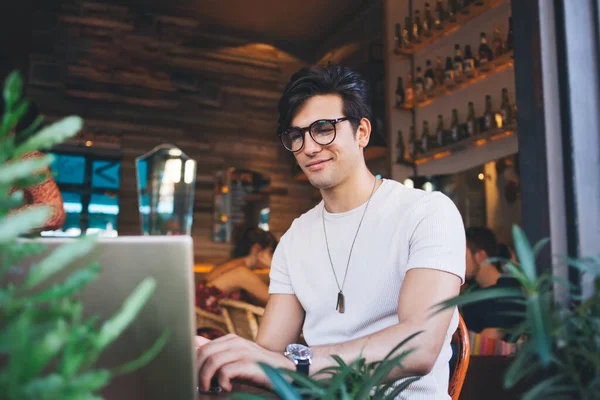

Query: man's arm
[
  {"left": 310, "top": 268, "right": 461, "bottom": 379},
  {"left": 255, "top": 293, "right": 305, "bottom": 351},
  {"left": 196, "top": 293, "right": 304, "bottom": 391}
]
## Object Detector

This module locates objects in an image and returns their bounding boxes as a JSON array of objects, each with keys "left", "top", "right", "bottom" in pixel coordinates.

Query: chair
[
  {"left": 449, "top": 312, "right": 471, "bottom": 400},
  {"left": 195, "top": 307, "right": 228, "bottom": 337},
  {"left": 218, "top": 299, "right": 265, "bottom": 341}
]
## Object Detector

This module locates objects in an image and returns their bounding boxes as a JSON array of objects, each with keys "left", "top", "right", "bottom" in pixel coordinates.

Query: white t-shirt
[{"left": 269, "top": 179, "right": 466, "bottom": 399}]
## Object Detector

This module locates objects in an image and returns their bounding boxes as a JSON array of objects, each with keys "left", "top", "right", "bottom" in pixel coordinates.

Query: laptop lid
[{"left": 6, "top": 236, "right": 197, "bottom": 400}]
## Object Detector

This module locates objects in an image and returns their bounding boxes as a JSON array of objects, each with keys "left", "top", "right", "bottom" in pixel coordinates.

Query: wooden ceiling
[{"left": 102, "top": 0, "right": 380, "bottom": 62}]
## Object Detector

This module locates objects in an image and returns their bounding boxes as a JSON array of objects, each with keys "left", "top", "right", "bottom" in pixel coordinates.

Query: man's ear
[
  {"left": 357, "top": 118, "right": 371, "bottom": 149},
  {"left": 475, "top": 250, "right": 489, "bottom": 265}
]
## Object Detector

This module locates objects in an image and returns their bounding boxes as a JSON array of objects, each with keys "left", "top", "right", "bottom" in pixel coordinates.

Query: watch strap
[{"left": 296, "top": 361, "right": 309, "bottom": 375}]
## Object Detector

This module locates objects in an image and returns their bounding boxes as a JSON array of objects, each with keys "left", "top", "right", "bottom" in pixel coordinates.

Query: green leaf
[
  {"left": 2, "top": 100, "right": 29, "bottom": 137},
  {"left": 566, "top": 257, "right": 600, "bottom": 277},
  {"left": 435, "top": 287, "right": 524, "bottom": 312},
  {"left": 59, "top": 316, "right": 100, "bottom": 377},
  {"left": 532, "top": 237, "right": 550, "bottom": 257},
  {"left": 111, "top": 329, "right": 170, "bottom": 376},
  {"left": 382, "top": 331, "right": 422, "bottom": 361},
  {"left": 93, "top": 278, "right": 156, "bottom": 355},
  {"left": 14, "top": 116, "right": 83, "bottom": 157},
  {"left": 65, "top": 370, "right": 111, "bottom": 393},
  {"left": 375, "top": 376, "right": 421, "bottom": 399},
  {"left": 279, "top": 369, "right": 326, "bottom": 396},
  {"left": 230, "top": 394, "right": 270, "bottom": 400},
  {"left": 18, "top": 373, "right": 65, "bottom": 399},
  {"left": 16, "top": 263, "right": 101, "bottom": 305},
  {"left": 504, "top": 344, "right": 538, "bottom": 387},
  {"left": 512, "top": 225, "right": 538, "bottom": 283},
  {"left": 0, "top": 190, "right": 23, "bottom": 211},
  {"left": 0, "top": 154, "right": 53, "bottom": 186},
  {"left": 3, "top": 70, "right": 23, "bottom": 109},
  {"left": 258, "top": 363, "right": 302, "bottom": 400},
  {"left": 331, "top": 354, "right": 348, "bottom": 368},
  {"left": 0, "top": 206, "right": 52, "bottom": 245},
  {"left": 522, "top": 375, "right": 570, "bottom": 400},
  {"left": 24, "top": 235, "right": 96, "bottom": 289},
  {"left": 21, "top": 319, "right": 69, "bottom": 380},
  {"left": 503, "top": 262, "right": 531, "bottom": 289},
  {"left": 528, "top": 293, "right": 552, "bottom": 366}
]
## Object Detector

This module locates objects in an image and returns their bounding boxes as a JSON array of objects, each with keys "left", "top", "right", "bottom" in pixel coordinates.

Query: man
[
  {"left": 196, "top": 65, "right": 466, "bottom": 398},
  {"left": 462, "top": 227, "right": 524, "bottom": 340}
]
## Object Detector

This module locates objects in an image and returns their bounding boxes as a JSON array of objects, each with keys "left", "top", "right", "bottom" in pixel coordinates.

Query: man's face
[
  {"left": 289, "top": 94, "right": 368, "bottom": 190},
  {"left": 465, "top": 247, "right": 480, "bottom": 281}
]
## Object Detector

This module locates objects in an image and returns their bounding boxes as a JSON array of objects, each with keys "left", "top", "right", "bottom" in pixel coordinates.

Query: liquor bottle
[
  {"left": 405, "top": 72, "right": 415, "bottom": 105},
  {"left": 479, "top": 32, "right": 494, "bottom": 65},
  {"left": 444, "top": 56, "right": 455, "bottom": 84},
  {"left": 423, "top": 3, "right": 435, "bottom": 37},
  {"left": 394, "top": 24, "right": 402, "bottom": 52},
  {"left": 421, "top": 120, "right": 432, "bottom": 153},
  {"left": 506, "top": 17, "right": 514, "bottom": 52},
  {"left": 435, "top": 56, "right": 445, "bottom": 86},
  {"left": 450, "top": 108, "right": 461, "bottom": 142},
  {"left": 405, "top": 16, "right": 414, "bottom": 45},
  {"left": 408, "top": 125, "right": 418, "bottom": 160},
  {"left": 413, "top": 10, "right": 423, "bottom": 43},
  {"left": 453, "top": 44, "right": 464, "bottom": 80},
  {"left": 436, "top": 114, "right": 445, "bottom": 147},
  {"left": 483, "top": 94, "right": 496, "bottom": 131},
  {"left": 448, "top": 0, "right": 459, "bottom": 23},
  {"left": 396, "top": 130, "right": 406, "bottom": 163},
  {"left": 395, "top": 77, "right": 405, "bottom": 107},
  {"left": 415, "top": 66, "right": 425, "bottom": 100},
  {"left": 466, "top": 101, "right": 478, "bottom": 136},
  {"left": 500, "top": 88, "right": 513, "bottom": 125},
  {"left": 435, "top": 0, "right": 446, "bottom": 30},
  {"left": 492, "top": 24, "right": 505, "bottom": 57},
  {"left": 463, "top": 45, "right": 475, "bottom": 76},
  {"left": 425, "top": 59, "right": 436, "bottom": 92}
]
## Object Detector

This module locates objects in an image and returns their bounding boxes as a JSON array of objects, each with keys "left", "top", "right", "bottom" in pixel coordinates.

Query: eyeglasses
[{"left": 279, "top": 117, "right": 352, "bottom": 152}]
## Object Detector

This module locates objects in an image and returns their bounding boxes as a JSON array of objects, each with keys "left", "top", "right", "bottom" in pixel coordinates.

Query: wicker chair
[
  {"left": 449, "top": 313, "right": 471, "bottom": 400},
  {"left": 218, "top": 299, "right": 265, "bottom": 341},
  {"left": 195, "top": 307, "right": 228, "bottom": 337}
]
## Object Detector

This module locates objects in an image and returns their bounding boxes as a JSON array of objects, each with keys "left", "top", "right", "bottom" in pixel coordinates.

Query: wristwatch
[{"left": 284, "top": 343, "right": 312, "bottom": 375}]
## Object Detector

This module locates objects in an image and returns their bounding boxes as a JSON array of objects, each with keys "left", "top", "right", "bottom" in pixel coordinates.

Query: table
[{"left": 197, "top": 383, "right": 274, "bottom": 399}]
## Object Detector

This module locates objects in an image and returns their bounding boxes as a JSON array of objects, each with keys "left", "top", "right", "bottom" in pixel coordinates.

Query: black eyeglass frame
[{"left": 278, "top": 117, "right": 354, "bottom": 153}]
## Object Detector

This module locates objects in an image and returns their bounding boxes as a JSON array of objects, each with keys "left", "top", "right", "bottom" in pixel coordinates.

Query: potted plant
[
  {"left": 0, "top": 71, "right": 168, "bottom": 399},
  {"left": 440, "top": 225, "right": 600, "bottom": 399}
]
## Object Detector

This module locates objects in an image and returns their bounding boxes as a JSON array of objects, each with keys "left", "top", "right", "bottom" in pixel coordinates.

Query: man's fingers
[
  {"left": 195, "top": 335, "right": 211, "bottom": 348},
  {"left": 199, "top": 348, "right": 248, "bottom": 391},
  {"left": 218, "top": 362, "right": 269, "bottom": 392}
]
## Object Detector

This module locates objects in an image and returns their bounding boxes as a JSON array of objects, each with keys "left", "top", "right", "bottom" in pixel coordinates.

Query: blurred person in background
[
  {"left": 2, "top": 99, "right": 65, "bottom": 232},
  {"left": 462, "top": 227, "right": 524, "bottom": 340},
  {"left": 196, "top": 227, "right": 277, "bottom": 315}
]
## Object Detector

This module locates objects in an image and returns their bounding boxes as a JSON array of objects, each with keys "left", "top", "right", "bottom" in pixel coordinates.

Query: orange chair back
[{"left": 449, "top": 312, "right": 471, "bottom": 400}]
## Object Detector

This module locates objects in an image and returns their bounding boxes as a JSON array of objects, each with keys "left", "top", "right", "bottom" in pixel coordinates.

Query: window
[{"left": 43, "top": 151, "right": 120, "bottom": 237}]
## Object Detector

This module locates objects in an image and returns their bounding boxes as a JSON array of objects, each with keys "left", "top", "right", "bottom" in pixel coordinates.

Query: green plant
[
  {"left": 0, "top": 71, "right": 168, "bottom": 399},
  {"left": 440, "top": 225, "right": 600, "bottom": 400},
  {"left": 233, "top": 332, "right": 422, "bottom": 400}
]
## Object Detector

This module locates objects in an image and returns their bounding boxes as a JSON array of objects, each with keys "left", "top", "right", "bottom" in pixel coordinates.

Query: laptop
[{"left": 6, "top": 236, "right": 197, "bottom": 400}]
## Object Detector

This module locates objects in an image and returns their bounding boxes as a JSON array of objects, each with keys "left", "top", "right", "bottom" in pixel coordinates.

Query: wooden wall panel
[{"left": 25, "top": 1, "right": 319, "bottom": 264}]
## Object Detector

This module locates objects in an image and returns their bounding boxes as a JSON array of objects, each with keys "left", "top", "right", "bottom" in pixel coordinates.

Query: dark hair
[
  {"left": 277, "top": 64, "right": 372, "bottom": 135},
  {"left": 232, "top": 227, "right": 278, "bottom": 258},
  {"left": 466, "top": 227, "right": 498, "bottom": 260}
]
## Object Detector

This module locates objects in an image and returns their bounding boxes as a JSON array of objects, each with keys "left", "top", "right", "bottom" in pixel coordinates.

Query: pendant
[{"left": 336, "top": 291, "right": 345, "bottom": 314}]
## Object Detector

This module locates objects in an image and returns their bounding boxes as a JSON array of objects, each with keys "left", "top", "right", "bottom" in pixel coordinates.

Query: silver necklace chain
[{"left": 322, "top": 178, "right": 378, "bottom": 311}]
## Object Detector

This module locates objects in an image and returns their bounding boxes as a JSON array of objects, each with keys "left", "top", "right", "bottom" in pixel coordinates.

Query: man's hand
[{"left": 196, "top": 334, "right": 295, "bottom": 392}]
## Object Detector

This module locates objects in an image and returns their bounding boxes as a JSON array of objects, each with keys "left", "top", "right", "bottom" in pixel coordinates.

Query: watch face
[{"left": 286, "top": 344, "right": 311, "bottom": 361}]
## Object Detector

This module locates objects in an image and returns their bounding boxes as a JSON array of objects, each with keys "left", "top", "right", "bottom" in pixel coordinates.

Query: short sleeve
[
  {"left": 268, "top": 232, "right": 294, "bottom": 294},
  {"left": 405, "top": 192, "right": 466, "bottom": 283}
]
